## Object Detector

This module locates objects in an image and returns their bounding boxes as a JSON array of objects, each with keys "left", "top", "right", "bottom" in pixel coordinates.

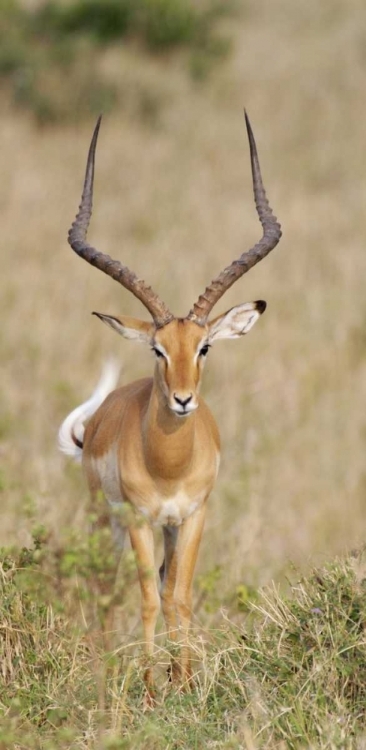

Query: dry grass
[{"left": 2, "top": 0, "right": 366, "bottom": 623}]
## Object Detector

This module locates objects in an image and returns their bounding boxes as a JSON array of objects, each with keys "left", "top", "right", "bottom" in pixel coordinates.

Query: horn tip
[
  {"left": 244, "top": 108, "right": 251, "bottom": 129},
  {"left": 244, "top": 109, "right": 255, "bottom": 145}
]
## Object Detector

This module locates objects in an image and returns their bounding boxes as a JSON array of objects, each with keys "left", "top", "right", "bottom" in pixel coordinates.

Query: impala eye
[
  {"left": 199, "top": 344, "right": 210, "bottom": 357},
  {"left": 152, "top": 346, "right": 165, "bottom": 359}
]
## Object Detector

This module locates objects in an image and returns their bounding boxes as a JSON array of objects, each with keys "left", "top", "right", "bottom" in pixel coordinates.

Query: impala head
[
  {"left": 68, "top": 113, "right": 281, "bottom": 417},
  {"left": 92, "top": 303, "right": 265, "bottom": 416}
]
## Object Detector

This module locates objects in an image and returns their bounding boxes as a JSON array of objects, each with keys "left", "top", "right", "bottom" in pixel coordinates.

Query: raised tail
[{"left": 58, "top": 359, "right": 120, "bottom": 462}]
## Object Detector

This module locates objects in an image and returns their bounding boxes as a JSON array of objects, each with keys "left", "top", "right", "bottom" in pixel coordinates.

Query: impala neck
[{"left": 142, "top": 379, "right": 196, "bottom": 480}]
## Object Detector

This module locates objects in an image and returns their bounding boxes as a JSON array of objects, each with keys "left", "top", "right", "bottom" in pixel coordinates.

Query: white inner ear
[
  {"left": 117, "top": 325, "right": 150, "bottom": 342},
  {"left": 208, "top": 302, "right": 263, "bottom": 342},
  {"left": 94, "top": 314, "right": 152, "bottom": 344}
]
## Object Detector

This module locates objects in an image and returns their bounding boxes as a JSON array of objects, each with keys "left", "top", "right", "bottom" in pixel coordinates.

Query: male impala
[{"left": 59, "top": 113, "right": 281, "bottom": 699}]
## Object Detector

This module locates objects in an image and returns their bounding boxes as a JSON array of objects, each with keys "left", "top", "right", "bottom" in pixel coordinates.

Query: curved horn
[
  {"left": 187, "top": 112, "right": 282, "bottom": 324},
  {"left": 68, "top": 117, "right": 174, "bottom": 328}
]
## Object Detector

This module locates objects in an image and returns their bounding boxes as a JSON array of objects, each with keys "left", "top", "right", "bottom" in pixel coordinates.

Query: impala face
[{"left": 152, "top": 319, "right": 209, "bottom": 416}]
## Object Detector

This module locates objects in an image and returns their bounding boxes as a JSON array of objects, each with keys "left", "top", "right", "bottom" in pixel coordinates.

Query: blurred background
[{"left": 1, "top": 0, "right": 366, "bottom": 609}]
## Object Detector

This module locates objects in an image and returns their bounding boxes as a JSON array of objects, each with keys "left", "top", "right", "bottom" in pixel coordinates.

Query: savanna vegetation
[
  {"left": 0, "top": 0, "right": 230, "bottom": 123},
  {"left": 1, "top": 0, "right": 366, "bottom": 746}
]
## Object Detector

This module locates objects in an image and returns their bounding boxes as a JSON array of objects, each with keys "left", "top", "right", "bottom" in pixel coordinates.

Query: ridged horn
[
  {"left": 187, "top": 112, "right": 282, "bottom": 324},
  {"left": 68, "top": 116, "right": 174, "bottom": 328}
]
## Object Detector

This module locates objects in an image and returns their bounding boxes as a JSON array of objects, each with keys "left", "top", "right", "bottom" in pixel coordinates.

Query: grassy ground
[
  {"left": 2, "top": 0, "right": 366, "bottom": 746},
  {"left": 1, "top": 544, "right": 366, "bottom": 748}
]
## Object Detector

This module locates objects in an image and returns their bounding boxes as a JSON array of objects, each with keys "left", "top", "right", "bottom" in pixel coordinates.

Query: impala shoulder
[
  {"left": 84, "top": 378, "right": 153, "bottom": 452},
  {"left": 105, "top": 376, "right": 153, "bottom": 403}
]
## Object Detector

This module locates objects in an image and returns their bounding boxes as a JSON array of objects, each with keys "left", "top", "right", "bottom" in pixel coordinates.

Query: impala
[{"left": 59, "top": 113, "right": 282, "bottom": 699}]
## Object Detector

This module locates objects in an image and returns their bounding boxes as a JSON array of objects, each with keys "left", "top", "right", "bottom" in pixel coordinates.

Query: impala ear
[
  {"left": 208, "top": 300, "right": 266, "bottom": 342},
  {"left": 92, "top": 313, "right": 154, "bottom": 343}
]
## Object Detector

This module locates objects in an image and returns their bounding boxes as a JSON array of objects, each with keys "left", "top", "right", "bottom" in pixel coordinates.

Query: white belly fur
[
  {"left": 93, "top": 450, "right": 210, "bottom": 527},
  {"left": 138, "top": 493, "right": 201, "bottom": 527}
]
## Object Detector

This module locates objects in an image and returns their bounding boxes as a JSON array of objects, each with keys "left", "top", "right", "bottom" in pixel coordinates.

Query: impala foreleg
[
  {"left": 128, "top": 522, "right": 160, "bottom": 700},
  {"left": 174, "top": 503, "right": 206, "bottom": 686}
]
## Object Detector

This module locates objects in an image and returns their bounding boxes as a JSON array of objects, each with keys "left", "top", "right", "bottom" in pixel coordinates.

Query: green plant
[{"left": 35, "top": 0, "right": 136, "bottom": 44}]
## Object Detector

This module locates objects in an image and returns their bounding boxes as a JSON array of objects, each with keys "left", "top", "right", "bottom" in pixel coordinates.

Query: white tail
[{"left": 58, "top": 359, "right": 120, "bottom": 461}]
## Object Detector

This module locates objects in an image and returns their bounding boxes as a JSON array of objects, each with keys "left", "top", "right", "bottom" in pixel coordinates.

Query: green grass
[{"left": 1, "top": 540, "right": 365, "bottom": 748}]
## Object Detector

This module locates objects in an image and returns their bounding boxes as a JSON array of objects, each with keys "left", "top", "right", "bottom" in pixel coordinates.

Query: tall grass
[{"left": 1, "top": 543, "right": 365, "bottom": 747}]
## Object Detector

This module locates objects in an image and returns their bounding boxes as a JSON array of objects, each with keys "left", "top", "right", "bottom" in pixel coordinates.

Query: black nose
[{"left": 174, "top": 394, "right": 192, "bottom": 407}]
